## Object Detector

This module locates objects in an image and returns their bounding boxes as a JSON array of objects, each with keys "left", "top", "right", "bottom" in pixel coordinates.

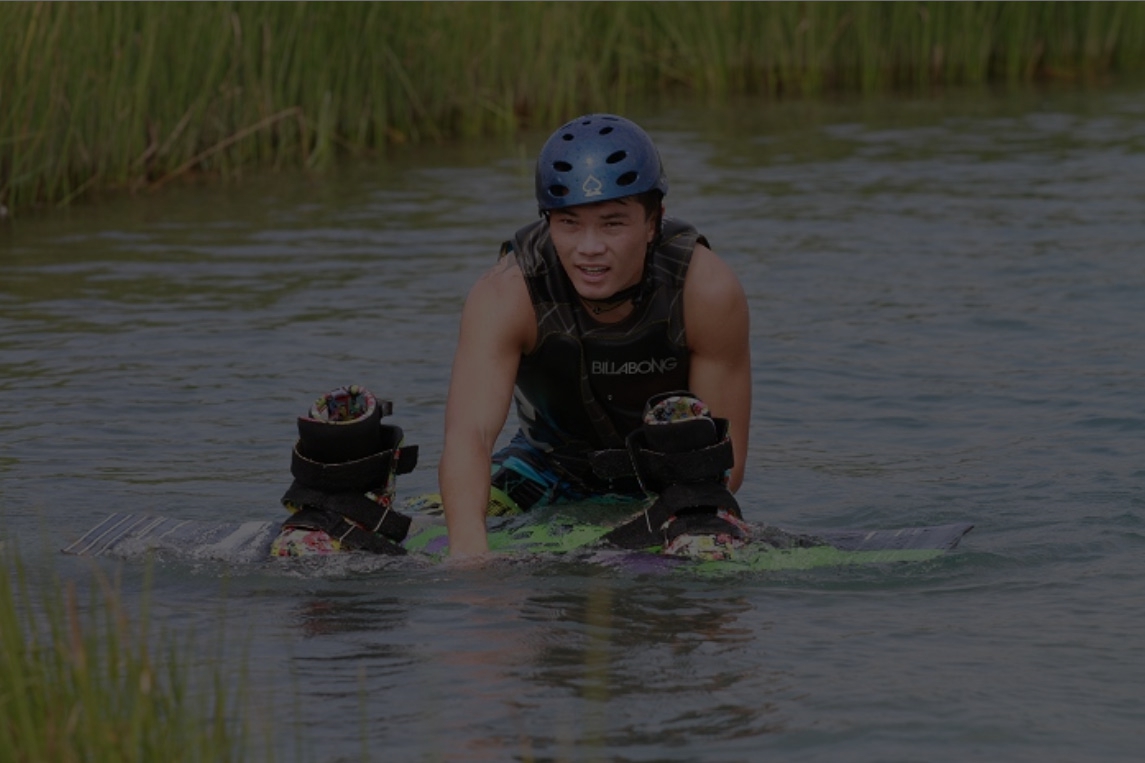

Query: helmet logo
[{"left": 582, "top": 175, "right": 603, "bottom": 198}]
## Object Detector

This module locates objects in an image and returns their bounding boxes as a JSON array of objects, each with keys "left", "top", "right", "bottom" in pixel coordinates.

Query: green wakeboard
[{"left": 61, "top": 498, "right": 973, "bottom": 572}]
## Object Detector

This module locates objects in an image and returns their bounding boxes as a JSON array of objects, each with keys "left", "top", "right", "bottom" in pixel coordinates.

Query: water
[{"left": 3, "top": 83, "right": 1144, "bottom": 761}]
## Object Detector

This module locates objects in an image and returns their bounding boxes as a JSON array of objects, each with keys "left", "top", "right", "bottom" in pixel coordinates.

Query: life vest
[{"left": 502, "top": 217, "right": 705, "bottom": 483}]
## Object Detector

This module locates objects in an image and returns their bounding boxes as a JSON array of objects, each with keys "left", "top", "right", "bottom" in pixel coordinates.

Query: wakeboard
[{"left": 61, "top": 500, "right": 973, "bottom": 572}]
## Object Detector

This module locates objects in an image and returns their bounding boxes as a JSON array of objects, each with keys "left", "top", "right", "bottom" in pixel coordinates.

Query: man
[{"left": 440, "top": 114, "right": 752, "bottom": 558}]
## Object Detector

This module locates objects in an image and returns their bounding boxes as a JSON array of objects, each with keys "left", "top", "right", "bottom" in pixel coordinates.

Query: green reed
[
  {"left": 2, "top": 1, "right": 1144, "bottom": 215},
  {"left": 0, "top": 555, "right": 244, "bottom": 762}
]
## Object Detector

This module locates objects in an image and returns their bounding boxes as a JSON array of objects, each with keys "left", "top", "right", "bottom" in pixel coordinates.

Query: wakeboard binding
[
  {"left": 595, "top": 392, "right": 749, "bottom": 558},
  {"left": 273, "top": 385, "right": 418, "bottom": 556}
]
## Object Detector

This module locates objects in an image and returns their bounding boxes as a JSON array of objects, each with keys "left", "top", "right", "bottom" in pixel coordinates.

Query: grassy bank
[
  {"left": 1, "top": 557, "right": 243, "bottom": 761},
  {"left": 3, "top": 1, "right": 1144, "bottom": 215}
]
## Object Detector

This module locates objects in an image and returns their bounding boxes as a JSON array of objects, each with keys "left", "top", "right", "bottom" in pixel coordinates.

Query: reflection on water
[
  {"left": 515, "top": 582, "right": 784, "bottom": 755},
  {"left": 3, "top": 82, "right": 1145, "bottom": 760},
  {"left": 265, "top": 573, "right": 782, "bottom": 761}
]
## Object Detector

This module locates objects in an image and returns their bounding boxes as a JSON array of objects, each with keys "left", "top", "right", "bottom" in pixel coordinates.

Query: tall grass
[
  {"left": 0, "top": 555, "right": 244, "bottom": 762},
  {"left": 2, "top": 1, "right": 1144, "bottom": 215}
]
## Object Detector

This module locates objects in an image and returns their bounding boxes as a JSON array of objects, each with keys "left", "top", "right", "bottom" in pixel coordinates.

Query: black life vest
[{"left": 502, "top": 217, "right": 705, "bottom": 481}]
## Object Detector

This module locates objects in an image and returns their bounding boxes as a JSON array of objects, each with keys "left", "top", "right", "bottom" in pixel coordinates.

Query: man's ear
[{"left": 648, "top": 205, "right": 664, "bottom": 242}]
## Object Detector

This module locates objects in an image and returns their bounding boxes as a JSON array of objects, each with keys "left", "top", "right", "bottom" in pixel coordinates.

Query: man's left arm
[{"left": 683, "top": 243, "right": 752, "bottom": 492}]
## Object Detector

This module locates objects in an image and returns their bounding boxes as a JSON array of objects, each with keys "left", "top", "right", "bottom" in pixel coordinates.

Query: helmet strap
[{"left": 582, "top": 281, "right": 646, "bottom": 315}]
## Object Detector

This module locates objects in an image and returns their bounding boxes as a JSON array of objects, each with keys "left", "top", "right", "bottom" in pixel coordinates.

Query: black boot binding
[
  {"left": 278, "top": 386, "right": 418, "bottom": 555},
  {"left": 592, "top": 391, "right": 749, "bottom": 555}
]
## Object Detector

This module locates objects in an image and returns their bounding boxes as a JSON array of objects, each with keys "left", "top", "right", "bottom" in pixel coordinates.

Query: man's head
[{"left": 535, "top": 115, "right": 668, "bottom": 308}]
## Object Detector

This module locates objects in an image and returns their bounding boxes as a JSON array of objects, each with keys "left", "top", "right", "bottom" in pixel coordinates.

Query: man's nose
[{"left": 577, "top": 226, "right": 607, "bottom": 255}]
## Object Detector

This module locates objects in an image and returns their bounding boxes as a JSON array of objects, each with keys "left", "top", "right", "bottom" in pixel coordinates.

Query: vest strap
[{"left": 510, "top": 217, "right": 697, "bottom": 453}]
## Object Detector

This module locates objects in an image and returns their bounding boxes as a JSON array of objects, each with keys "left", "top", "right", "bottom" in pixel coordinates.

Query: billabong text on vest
[{"left": 590, "top": 357, "right": 679, "bottom": 376}]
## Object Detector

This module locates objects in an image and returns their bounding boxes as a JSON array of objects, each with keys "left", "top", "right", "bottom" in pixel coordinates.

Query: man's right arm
[{"left": 439, "top": 257, "right": 534, "bottom": 557}]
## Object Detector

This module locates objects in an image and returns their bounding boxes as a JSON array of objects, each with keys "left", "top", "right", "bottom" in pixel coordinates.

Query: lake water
[{"left": 2, "top": 83, "right": 1144, "bottom": 761}]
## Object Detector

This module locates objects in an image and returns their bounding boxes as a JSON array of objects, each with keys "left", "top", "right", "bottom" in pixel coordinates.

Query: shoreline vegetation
[
  {"left": 1, "top": 556, "right": 244, "bottom": 761},
  {"left": 2, "top": 0, "right": 1144, "bottom": 216}
]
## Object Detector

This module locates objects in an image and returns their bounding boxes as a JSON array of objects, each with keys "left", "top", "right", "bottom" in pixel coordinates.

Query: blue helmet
[{"left": 534, "top": 114, "right": 669, "bottom": 212}]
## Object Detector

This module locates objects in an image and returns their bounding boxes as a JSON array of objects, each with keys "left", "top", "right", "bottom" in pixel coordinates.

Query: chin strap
[{"left": 581, "top": 280, "right": 647, "bottom": 315}]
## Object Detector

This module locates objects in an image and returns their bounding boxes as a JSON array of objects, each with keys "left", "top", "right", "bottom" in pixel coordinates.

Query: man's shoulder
[
  {"left": 462, "top": 257, "right": 537, "bottom": 353},
  {"left": 683, "top": 242, "right": 747, "bottom": 315},
  {"left": 472, "top": 251, "right": 527, "bottom": 298},
  {"left": 687, "top": 239, "right": 738, "bottom": 280}
]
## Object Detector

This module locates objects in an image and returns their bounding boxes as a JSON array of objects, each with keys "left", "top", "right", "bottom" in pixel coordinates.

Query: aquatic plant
[
  {"left": 2, "top": 1, "right": 1143, "bottom": 215},
  {"left": 0, "top": 556, "right": 244, "bottom": 762}
]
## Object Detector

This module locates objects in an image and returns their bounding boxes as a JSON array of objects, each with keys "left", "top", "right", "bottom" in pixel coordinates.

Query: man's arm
[
  {"left": 439, "top": 257, "right": 535, "bottom": 557},
  {"left": 683, "top": 243, "right": 752, "bottom": 492}
]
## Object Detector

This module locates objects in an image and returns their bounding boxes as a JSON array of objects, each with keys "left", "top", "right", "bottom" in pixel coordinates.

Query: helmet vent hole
[
  {"left": 549, "top": 185, "right": 569, "bottom": 197},
  {"left": 599, "top": 126, "right": 614, "bottom": 135},
  {"left": 561, "top": 133, "right": 575, "bottom": 141},
  {"left": 605, "top": 150, "right": 627, "bottom": 164},
  {"left": 553, "top": 161, "right": 572, "bottom": 172},
  {"left": 616, "top": 171, "right": 638, "bottom": 187}
]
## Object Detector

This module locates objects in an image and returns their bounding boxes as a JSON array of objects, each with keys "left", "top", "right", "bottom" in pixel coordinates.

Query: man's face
[{"left": 548, "top": 198, "right": 657, "bottom": 302}]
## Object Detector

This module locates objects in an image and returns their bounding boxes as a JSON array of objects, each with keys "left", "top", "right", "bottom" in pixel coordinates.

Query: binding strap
[
  {"left": 280, "top": 483, "right": 412, "bottom": 542},
  {"left": 278, "top": 386, "right": 420, "bottom": 556},
  {"left": 601, "top": 483, "right": 741, "bottom": 550},
  {"left": 282, "top": 507, "right": 406, "bottom": 555},
  {"left": 592, "top": 409, "right": 742, "bottom": 550},
  {"left": 290, "top": 436, "right": 419, "bottom": 493},
  {"left": 591, "top": 419, "right": 733, "bottom": 487}
]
